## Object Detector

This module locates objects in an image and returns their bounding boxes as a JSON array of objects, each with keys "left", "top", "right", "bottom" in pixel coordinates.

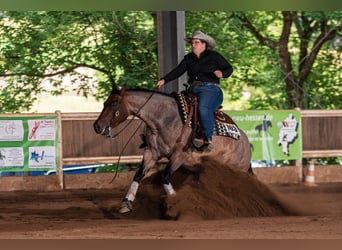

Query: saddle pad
[{"left": 174, "top": 92, "right": 240, "bottom": 140}]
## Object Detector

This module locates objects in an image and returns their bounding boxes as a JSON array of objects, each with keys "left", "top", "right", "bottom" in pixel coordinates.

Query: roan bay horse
[{"left": 93, "top": 86, "right": 252, "bottom": 213}]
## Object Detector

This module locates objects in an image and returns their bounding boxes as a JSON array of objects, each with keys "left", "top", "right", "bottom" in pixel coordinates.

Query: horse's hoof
[{"left": 118, "top": 199, "right": 133, "bottom": 214}]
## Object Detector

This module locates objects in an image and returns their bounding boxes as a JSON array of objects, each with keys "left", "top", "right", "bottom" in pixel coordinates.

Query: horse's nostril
[{"left": 93, "top": 122, "right": 100, "bottom": 133}]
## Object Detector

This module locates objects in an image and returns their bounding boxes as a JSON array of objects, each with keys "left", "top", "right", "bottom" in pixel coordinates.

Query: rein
[{"left": 109, "top": 90, "right": 156, "bottom": 183}]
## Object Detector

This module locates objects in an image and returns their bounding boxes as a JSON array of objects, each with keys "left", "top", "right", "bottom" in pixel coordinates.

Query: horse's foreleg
[
  {"left": 125, "top": 166, "right": 145, "bottom": 201},
  {"left": 120, "top": 149, "right": 157, "bottom": 214},
  {"left": 119, "top": 165, "right": 145, "bottom": 213}
]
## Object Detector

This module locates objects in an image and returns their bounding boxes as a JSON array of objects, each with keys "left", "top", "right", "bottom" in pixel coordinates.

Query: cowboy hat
[{"left": 185, "top": 30, "right": 216, "bottom": 50}]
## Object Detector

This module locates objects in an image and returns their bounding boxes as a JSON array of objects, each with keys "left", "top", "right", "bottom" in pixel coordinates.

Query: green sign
[
  {"left": 0, "top": 115, "right": 58, "bottom": 173},
  {"left": 228, "top": 110, "right": 302, "bottom": 161}
]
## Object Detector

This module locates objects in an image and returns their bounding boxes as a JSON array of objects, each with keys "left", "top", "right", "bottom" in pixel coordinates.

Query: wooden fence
[
  {"left": 0, "top": 109, "right": 341, "bottom": 190},
  {"left": 61, "top": 110, "right": 342, "bottom": 166},
  {"left": 301, "top": 110, "right": 342, "bottom": 158},
  {"left": 61, "top": 112, "right": 145, "bottom": 165},
  {"left": 1, "top": 109, "right": 340, "bottom": 168}
]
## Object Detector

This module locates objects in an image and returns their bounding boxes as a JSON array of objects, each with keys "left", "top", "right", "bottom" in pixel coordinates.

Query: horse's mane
[{"left": 124, "top": 87, "right": 176, "bottom": 98}]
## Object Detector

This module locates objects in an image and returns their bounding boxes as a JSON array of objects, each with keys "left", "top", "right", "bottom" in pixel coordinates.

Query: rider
[{"left": 156, "top": 30, "right": 233, "bottom": 152}]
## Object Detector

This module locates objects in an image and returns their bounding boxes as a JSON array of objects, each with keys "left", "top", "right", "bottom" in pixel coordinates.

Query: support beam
[{"left": 156, "top": 11, "right": 186, "bottom": 93}]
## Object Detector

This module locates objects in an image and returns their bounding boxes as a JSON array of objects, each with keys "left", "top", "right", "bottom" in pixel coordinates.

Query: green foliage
[
  {"left": 185, "top": 12, "right": 288, "bottom": 109},
  {"left": 305, "top": 49, "right": 342, "bottom": 109},
  {"left": 0, "top": 11, "right": 341, "bottom": 112},
  {"left": 186, "top": 11, "right": 341, "bottom": 110},
  {"left": 303, "top": 157, "right": 342, "bottom": 166},
  {"left": 95, "top": 163, "right": 140, "bottom": 173},
  {"left": 0, "top": 11, "right": 157, "bottom": 112}
]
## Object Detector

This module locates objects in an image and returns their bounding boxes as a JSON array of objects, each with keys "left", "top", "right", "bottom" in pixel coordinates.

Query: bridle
[{"left": 107, "top": 89, "right": 156, "bottom": 183}]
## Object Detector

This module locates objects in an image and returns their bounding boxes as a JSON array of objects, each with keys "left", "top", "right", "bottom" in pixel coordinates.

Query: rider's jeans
[{"left": 189, "top": 84, "right": 223, "bottom": 141}]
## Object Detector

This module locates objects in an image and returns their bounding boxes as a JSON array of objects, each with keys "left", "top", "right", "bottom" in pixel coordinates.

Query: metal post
[{"left": 156, "top": 11, "right": 186, "bottom": 94}]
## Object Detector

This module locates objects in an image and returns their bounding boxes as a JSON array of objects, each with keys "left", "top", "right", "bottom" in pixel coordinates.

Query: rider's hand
[
  {"left": 214, "top": 70, "right": 223, "bottom": 78},
  {"left": 156, "top": 79, "right": 165, "bottom": 88}
]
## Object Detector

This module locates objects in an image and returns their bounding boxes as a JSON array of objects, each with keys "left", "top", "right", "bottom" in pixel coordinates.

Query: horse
[
  {"left": 93, "top": 86, "right": 252, "bottom": 213},
  {"left": 255, "top": 120, "right": 272, "bottom": 136}
]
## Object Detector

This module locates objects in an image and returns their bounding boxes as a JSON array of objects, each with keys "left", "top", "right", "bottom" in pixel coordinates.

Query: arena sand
[{"left": 124, "top": 156, "right": 301, "bottom": 220}]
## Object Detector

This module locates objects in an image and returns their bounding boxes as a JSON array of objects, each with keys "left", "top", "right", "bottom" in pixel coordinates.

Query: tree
[
  {"left": 0, "top": 11, "right": 157, "bottom": 112},
  {"left": 185, "top": 11, "right": 341, "bottom": 110},
  {"left": 1, "top": 11, "right": 341, "bottom": 112},
  {"left": 234, "top": 11, "right": 342, "bottom": 109}
]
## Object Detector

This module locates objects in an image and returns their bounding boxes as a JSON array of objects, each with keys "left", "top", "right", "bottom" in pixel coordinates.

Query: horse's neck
[
  {"left": 126, "top": 91, "right": 178, "bottom": 125},
  {"left": 126, "top": 90, "right": 190, "bottom": 148}
]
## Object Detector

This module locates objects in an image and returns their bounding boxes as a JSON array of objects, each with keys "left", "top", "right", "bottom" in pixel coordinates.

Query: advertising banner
[
  {"left": 0, "top": 115, "right": 58, "bottom": 173},
  {"left": 228, "top": 110, "right": 302, "bottom": 161}
]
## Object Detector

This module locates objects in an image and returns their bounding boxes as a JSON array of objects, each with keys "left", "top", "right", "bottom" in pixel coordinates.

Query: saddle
[{"left": 173, "top": 90, "right": 241, "bottom": 143}]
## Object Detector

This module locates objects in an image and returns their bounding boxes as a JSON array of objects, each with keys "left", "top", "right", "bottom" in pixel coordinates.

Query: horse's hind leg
[
  {"left": 248, "top": 163, "right": 254, "bottom": 175},
  {"left": 161, "top": 154, "right": 185, "bottom": 196},
  {"left": 161, "top": 162, "right": 177, "bottom": 196}
]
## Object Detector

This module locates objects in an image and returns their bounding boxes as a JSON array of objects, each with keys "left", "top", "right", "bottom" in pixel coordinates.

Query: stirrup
[
  {"left": 201, "top": 140, "right": 213, "bottom": 152},
  {"left": 192, "top": 138, "right": 204, "bottom": 148}
]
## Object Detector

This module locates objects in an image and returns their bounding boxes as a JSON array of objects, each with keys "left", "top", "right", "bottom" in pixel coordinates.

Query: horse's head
[{"left": 93, "top": 86, "right": 129, "bottom": 136}]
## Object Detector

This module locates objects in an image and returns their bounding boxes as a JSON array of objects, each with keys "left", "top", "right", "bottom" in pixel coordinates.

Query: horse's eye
[{"left": 111, "top": 102, "right": 119, "bottom": 109}]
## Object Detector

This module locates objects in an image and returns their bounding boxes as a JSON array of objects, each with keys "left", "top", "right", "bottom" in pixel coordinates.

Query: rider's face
[{"left": 191, "top": 39, "right": 206, "bottom": 56}]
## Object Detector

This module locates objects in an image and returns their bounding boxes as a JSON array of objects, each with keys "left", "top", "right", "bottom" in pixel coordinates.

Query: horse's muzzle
[
  {"left": 93, "top": 121, "right": 112, "bottom": 137},
  {"left": 93, "top": 121, "right": 103, "bottom": 134}
]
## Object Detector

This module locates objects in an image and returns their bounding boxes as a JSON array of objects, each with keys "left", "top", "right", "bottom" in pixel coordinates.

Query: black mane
[{"left": 125, "top": 87, "right": 176, "bottom": 98}]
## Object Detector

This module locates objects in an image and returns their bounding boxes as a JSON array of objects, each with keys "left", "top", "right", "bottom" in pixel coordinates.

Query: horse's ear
[
  {"left": 110, "top": 85, "right": 126, "bottom": 96},
  {"left": 120, "top": 85, "right": 126, "bottom": 96},
  {"left": 110, "top": 84, "right": 120, "bottom": 95}
]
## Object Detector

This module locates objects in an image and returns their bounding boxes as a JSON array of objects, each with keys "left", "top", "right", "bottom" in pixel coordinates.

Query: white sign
[
  {"left": 0, "top": 120, "right": 24, "bottom": 141},
  {"left": 27, "top": 119, "right": 56, "bottom": 141},
  {"left": 0, "top": 147, "right": 24, "bottom": 168},
  {"left": 28, "top": 146, "right": 56, "bottom": 169}
]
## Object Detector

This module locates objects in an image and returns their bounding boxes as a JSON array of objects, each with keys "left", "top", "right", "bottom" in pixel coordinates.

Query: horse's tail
[{"left": 248, "top": 163, "right": 254, "bottom": 176}]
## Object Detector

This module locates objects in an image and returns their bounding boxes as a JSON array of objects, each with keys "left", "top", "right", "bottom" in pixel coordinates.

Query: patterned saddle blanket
[{"left": 173, "top": 91, "right": 240, "bottom": 140}]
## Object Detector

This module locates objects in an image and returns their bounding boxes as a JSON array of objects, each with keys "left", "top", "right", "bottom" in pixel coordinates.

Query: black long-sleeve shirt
[{"left": 161, "top": 49, "right": 233, "bottom": 85}]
